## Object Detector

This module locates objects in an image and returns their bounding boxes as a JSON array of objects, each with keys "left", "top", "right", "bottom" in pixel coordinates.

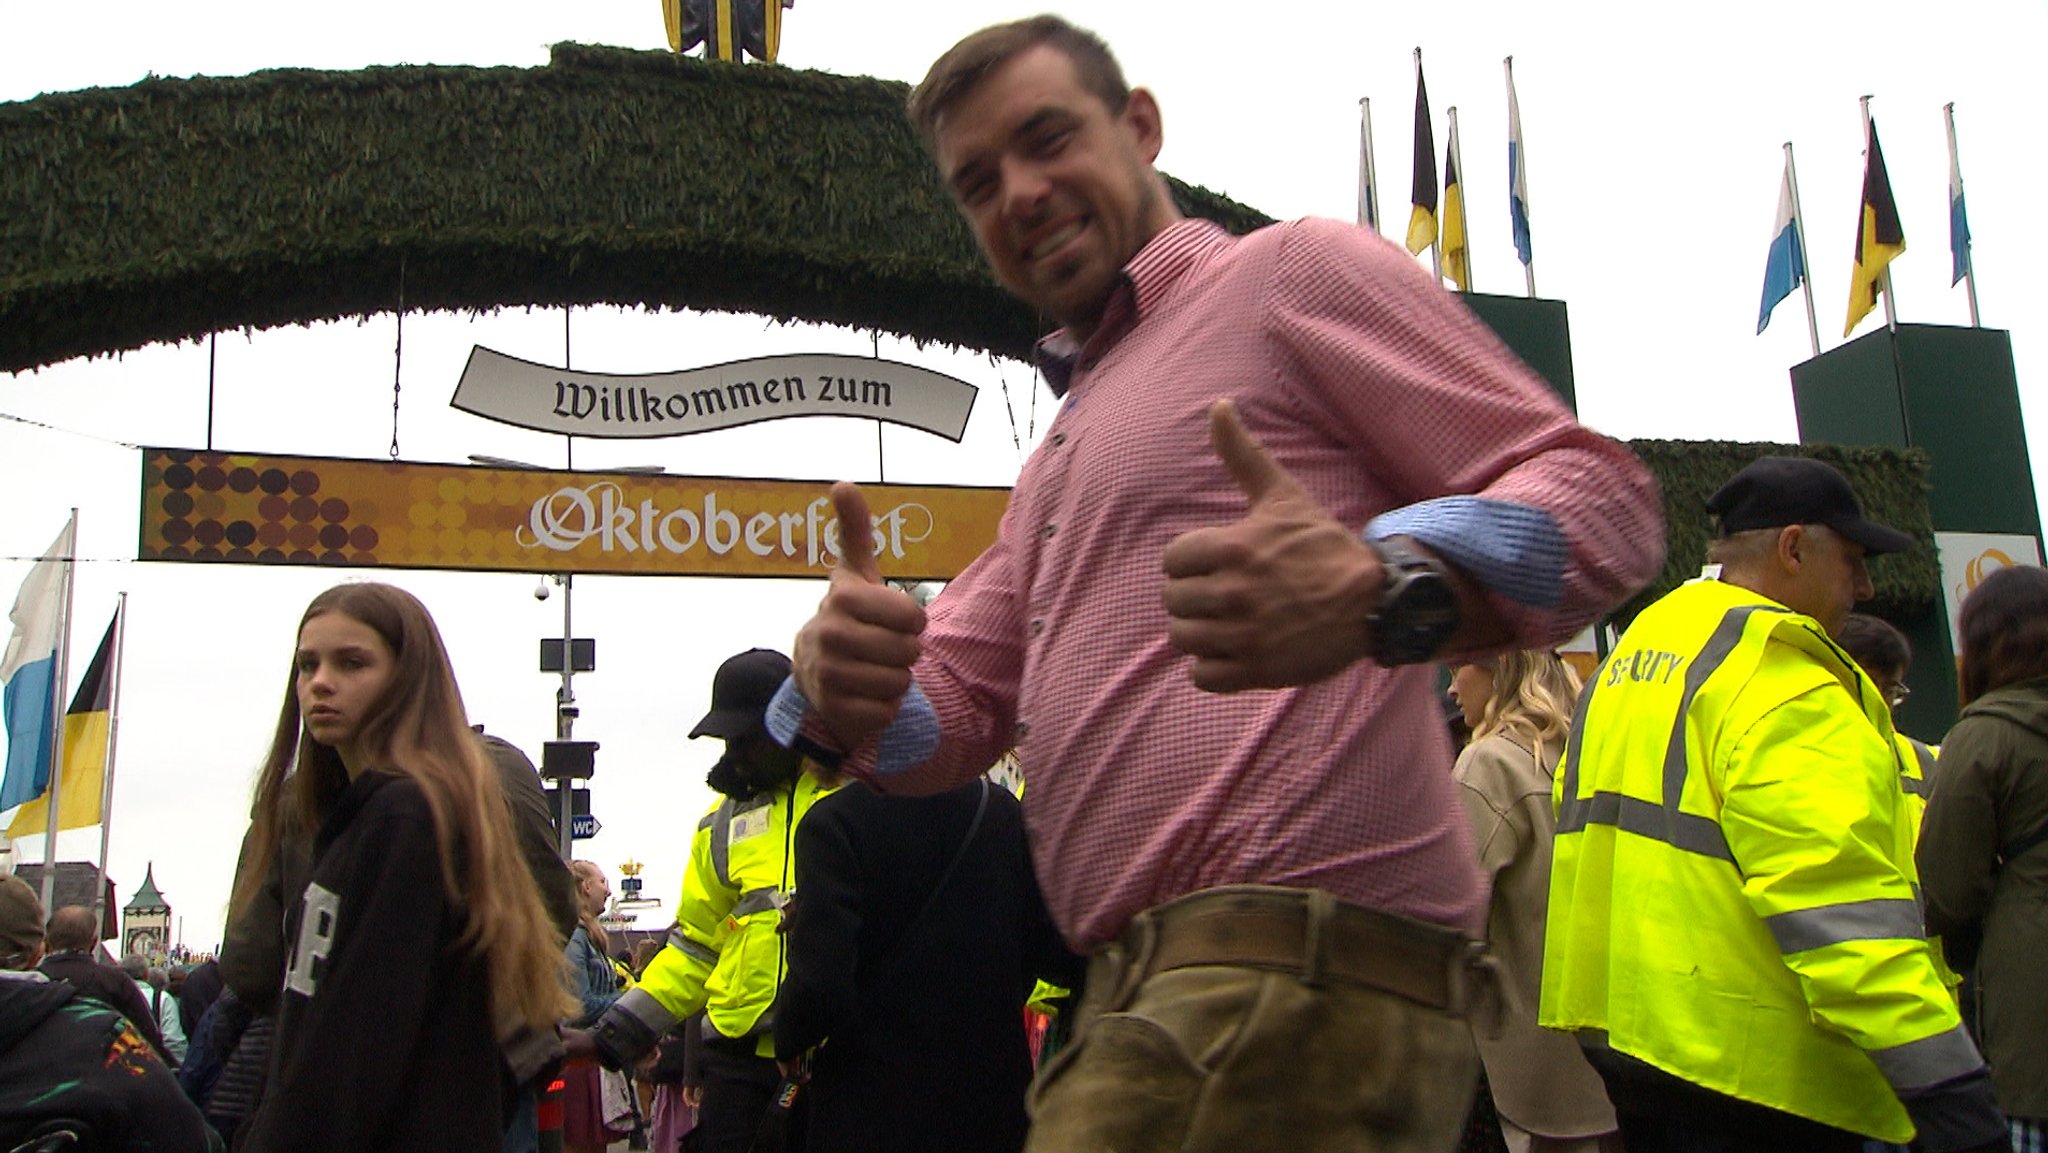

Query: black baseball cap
[
  {"left": 1706, "top": 456, "right": 1915, "bottom": 555},
  {"left": 689, "top": 648, "right": 792, "bottom": 739}
]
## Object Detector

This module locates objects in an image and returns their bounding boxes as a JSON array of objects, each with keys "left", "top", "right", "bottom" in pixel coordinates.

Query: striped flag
[
  {"left": 1948, "top": 132, "right": 1971, "bottom": 286},
  {"left": 0, "top": 522, "right": 74, "bottom": 817},
  {"left": 6, "top": 609, "right": 117, "bottom": 837},
  {"left": 1844, "top": 117, "right": 1906, "bottom": 337},
  {"left": 1506, "top": 66, "right": 1532, "bottom": 267},
  {"left": 1757, "top": 155, "right": 1806, "bottom": 334},
  {"left": 1442, "top": 112, "right": 1469, "bottom": 291},
  {"left": 1406, "top": 58, "right": 1438, "bottom": 255}
]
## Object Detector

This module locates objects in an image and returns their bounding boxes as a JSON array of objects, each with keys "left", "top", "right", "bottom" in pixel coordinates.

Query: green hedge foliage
[
  {"left": 0, "top": 42, "right": 1271, "bottom": 374},
  {"left": 1621, "top": 440, "right": 1937, "bottom": 624}
]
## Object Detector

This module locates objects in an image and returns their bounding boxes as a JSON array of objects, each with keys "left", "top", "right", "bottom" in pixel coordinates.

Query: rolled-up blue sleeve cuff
[
  {"left": 765, "top": 676, "right": 938, "bottom": 776},
  {"left": 1366, "top": 496, "right": 1565, "bottom": 609}
]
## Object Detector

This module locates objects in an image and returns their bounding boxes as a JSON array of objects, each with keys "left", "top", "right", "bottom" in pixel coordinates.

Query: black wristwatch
[{"left": 1364, "top": 537, "right": 1459, "bottom": 666}]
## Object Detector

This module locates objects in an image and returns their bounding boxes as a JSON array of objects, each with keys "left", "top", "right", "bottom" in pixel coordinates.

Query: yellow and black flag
[
  {"left": 1406, "top": 54, "right": 1438, "bottom": 256},
  {"left": 1442, "top": 112, "right": 1468, "bottom": 290},
  {"left": 666, "top": 0, "right": 788, "bottom": 63},
  {"left": 6, "top": 611, "right": 116, "bottom": 838},
  {"left": 1844, "top": 117, "right": 1906, "bottom": 336}
]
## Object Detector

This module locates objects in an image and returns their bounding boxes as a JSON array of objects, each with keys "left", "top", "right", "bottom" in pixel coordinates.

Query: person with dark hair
[
  {"left": 38, "top": 905, "right": 174, "bottom": 1064},
  {"left": 755, "top": 13, "right": 1663, "bottom": 1151},
  {"left": 0, "top": 875, "right": 221, "bottom": 1152},
  {"left": 774, "top": 777, "right": 1079, "bottom": 1153},
  {"left": 584, "top": 648, "right": 838, "bottom": 1153},
  {"left": 1545, "top": 456, "right": 2003, "bottom": 1153},
  {"left": 1918, "top": 564, "right": 2048, "bottom": 1149},
  {"left": 177, "top": 957, "right": 224, "bottom": 1041},
  {"left": 234, "top": 582, "right": 575, "bottom": 1152}
]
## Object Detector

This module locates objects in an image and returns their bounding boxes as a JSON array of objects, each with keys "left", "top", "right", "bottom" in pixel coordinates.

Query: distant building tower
[{"left": 122, "top": 863, "right": 171, "bottom": 959}]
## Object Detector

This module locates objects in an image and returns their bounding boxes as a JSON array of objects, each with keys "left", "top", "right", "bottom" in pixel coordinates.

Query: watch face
[{"left": 1370, "top": 544, "right": 1459, "bottom": 666}]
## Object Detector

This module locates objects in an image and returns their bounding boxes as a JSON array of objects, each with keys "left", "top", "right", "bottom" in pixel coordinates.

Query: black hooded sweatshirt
[{"left": 0, "top": 973, "right": 220, "bottom": 1151}]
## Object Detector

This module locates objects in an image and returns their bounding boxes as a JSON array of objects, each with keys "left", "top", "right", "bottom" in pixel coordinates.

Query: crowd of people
[{"left": 2, "top": 12, "right": 2043, "bottom": 1153}]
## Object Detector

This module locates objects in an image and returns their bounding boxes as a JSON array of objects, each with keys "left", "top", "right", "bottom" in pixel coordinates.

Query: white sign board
[
  {"left": 451, "top": 346, "right": 979, "bottom": 441},
  {"left": 1934, "top": 531, "right": 2044, "bottom": 642}
]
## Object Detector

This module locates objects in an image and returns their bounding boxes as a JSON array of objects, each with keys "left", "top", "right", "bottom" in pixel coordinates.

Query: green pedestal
[
  {"left": 1791, "top": 323, "right": 2043, "bottom": 735},
  {"left": 1461, "top": 292, "right": 1576, "bottom": 413}
]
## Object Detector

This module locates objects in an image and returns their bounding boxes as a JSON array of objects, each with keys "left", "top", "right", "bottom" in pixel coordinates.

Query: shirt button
[
  {"left": 1050, "top": 432, "right": 1066, "bottom": 447},
  {"left": 1041, "top": 524, "right": 1056, "bottom": 540},
  {"left": 1030, "top": 618, "right": 1045, "bottom": 636},
  {"left": 1015, "top": 721, "right": 1031, "bottom": 739}
]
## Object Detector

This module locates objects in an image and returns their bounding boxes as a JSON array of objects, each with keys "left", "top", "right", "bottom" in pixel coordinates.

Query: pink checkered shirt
[{"left": 856, "top": 218, "right": 1662, "bottom": 948}]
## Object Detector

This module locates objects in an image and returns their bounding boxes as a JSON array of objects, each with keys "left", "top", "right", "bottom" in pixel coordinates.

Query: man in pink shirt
[{"left": 775, "top": 16, "right": 1663, "bottom": 1151}]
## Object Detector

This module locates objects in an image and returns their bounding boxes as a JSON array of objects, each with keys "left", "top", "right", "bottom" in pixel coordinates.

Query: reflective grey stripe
[
  {"left": 613, "top": 985, "right": 679, "bottom": 1036},
  {"left": 1658, "top": 606, "right": 1789, "bottom": 809},
  {"left": 697, "top": 810, "right": 718, "bottom": 832},
  {"left": 1763, "top": 898, "right": 1926, "bottom": 954},
  {"left": 1899, "top": 739, "right": 1937, "bottom": 798},
  {"left": 733, "top": 887, "right": 785, "bottom": 917},
  {"left": 666, "top": 925, "right": 718, "bottom": 965},
  {"left": 1558, "top": 791, "right": 1734, "bottom": 861},
  {"left": 709, "top": 798, "right": 736, "bottom": 889},
  {"left": 1558, "top": 604, "right": 1788, "bottom": 862},
  {"left": 1867, "top": 1024, "right": 1984, "bottom": 1093}
]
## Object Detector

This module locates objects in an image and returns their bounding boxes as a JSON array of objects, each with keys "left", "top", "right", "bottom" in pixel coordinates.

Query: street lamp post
[{"left": 468, "top": 453, "right": 662, "bottom": 860}]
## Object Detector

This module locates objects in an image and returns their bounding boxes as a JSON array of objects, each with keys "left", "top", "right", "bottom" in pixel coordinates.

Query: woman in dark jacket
[
  {"left": 233, "top": 583, "right": 574, "bottom": 1152},
  {"left": 1919, "top": 564, "right": 2048, "bottom": 1145}
]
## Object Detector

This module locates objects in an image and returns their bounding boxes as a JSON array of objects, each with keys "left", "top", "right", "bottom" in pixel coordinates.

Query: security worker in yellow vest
[
  {"left": 1837, "top": 611, "right": 1963, "bottom": 996},
  {"left": 1542, "top": 456, "right": 2006, "bottom": 1153},
  {"left": 585, "top": 648, "right": 837, "bottom": 1153}
]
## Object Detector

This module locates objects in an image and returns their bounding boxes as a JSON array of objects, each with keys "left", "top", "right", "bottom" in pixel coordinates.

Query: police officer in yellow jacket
[
  {"left": 588, "top": 648, "right": 836, "bottom": 1153},
  {"left": 1542, "top": 456, "right": 2005, "bottom": 1152}
]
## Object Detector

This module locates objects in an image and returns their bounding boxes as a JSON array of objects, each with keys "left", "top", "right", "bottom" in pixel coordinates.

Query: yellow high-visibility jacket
[
  {"left": 1541, "top": 577, "right": 1979, "bottom": 1143},
  {"left": 1894, "top": 733, "right": 1962, "bottom": 996},
  {"left": 607, "top": 769, "right": 836, "bottom": 1057}
]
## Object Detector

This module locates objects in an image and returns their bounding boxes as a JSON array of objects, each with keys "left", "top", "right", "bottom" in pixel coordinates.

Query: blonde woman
[
  {"left": 1448, "top": 651, "right": 1620, "bottom": 1153},
  {"left": 234, "top": 583, "right": 573, "bottom": 1152}
]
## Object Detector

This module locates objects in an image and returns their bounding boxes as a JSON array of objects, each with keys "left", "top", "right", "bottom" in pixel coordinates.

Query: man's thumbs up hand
[
  {"left": 1162, "top": 400, "right": 1382, "bottom": 692},
  {"left": 792, "top": 481, "right": 927, "bottom": 749}
]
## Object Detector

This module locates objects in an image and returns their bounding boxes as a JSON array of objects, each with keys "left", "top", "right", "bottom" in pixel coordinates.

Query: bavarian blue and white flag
[
  {"left": 1, "top": 521, "right": 75, "bottom": 813},
  {"left": 1757, "top": 156, "right": 1806, "bottom": 335},
  {"left": 1949, "top": 142, "right": 1971, "bottom": 286},
  {"left": 1507, "top": 70, "right": 1533, "bottom": 267}
]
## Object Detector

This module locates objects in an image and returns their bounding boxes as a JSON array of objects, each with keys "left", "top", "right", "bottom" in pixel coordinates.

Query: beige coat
[{"left": 1455, "top": 732, "right": 1617, "bottom": 1139}]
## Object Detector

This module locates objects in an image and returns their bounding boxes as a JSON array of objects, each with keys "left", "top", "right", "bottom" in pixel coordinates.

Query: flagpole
[
  {"left": 1357, "top": 97, "right": 1380, "bottom": 233},
  {"left": 1945, "top": 102, "right": 1980, "bottom": 328},
  {"left": 1783, "top": 142, "right": 1822, "bottom": 358},
  {"left": 37, "top": 509, "right": 78, "bottom": 917},
  {"left": 1417, "top": 48, "right": 1441, "bottom": 284},
  {"left": 1505, "top": 56, "right": 1535, "bottom": 298},
  {"left": 1448, "top": 105, "right": 1470, "bottom": 292},
  {"left": 1859, "top": 96, "right": 1899, "bottom": 332},
  {"left": 89, "top": 596, "right": 126, "bottom": 938}
]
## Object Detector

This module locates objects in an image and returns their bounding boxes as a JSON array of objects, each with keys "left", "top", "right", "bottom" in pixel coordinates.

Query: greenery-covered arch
[{"left": 0, "top": 42, "right": 1270, "bottom": 375}]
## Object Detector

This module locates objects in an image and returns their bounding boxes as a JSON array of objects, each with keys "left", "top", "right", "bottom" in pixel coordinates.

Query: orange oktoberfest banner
[{"left": 138, "top": 448, "right": 1008, "bottom": 580}]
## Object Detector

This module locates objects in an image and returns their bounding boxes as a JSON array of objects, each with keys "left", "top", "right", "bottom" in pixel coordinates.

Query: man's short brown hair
[{"left": 906, "top": 15, "right": 1130, "bottom": 148}]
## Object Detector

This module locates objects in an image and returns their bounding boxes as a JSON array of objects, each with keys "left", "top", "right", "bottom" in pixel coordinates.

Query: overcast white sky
[{"left": 3, "top": 1, "right": 2044, "bottom": 948}]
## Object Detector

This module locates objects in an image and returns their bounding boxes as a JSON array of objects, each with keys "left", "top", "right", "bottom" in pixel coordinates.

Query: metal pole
[
  {"left": 1783, "top": 142, "right": 1822, "bottom": 359},
  {"left": 37, "top": 510, "right": 79, "bottom": 917},
  {"left": 1945, "top": 102, "right": 1980, "bottom": 328},
  {"left": 556, "top": 572, "right": 575, "bottom": 862},
  {"left": 1358, "top": 96, "right": 1379, "bottom": 234},
  {"left": 90, "top": 595, "right": 127, "bottom": 939}
]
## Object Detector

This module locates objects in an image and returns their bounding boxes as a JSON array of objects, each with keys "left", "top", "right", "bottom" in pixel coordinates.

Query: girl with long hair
[
  {"left": 1919, "top": 565, "right": 2048, "bottom": 1147},
  {"left": 1447, "top": 650, "right": 1620, "bottom": 1153},
  {"left": 236, "top": 582, "right": 572, "bottom": 1151}
]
